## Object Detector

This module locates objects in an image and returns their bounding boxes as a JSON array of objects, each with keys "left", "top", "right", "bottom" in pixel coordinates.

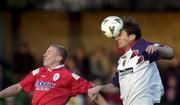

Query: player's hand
[
  {"left": 88, "top": 86, "right": 102, "bottom": 101},
  {"left": 145, "top": 45, "right": 159, "bottom": 54}
]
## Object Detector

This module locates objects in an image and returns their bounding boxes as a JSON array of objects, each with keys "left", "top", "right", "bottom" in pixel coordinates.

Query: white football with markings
[{"left": 101, "top": 16, "right": 124, "bottom": 38}]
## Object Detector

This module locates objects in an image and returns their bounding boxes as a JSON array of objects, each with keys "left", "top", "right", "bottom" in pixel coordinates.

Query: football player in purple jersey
[{"left": 88, "top": 17, "right": 174, "bottom": 105}]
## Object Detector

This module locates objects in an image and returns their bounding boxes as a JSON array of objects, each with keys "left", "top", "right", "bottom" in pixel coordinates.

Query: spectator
[
  {"left": 73, "top": 45, "right": 91, "bottom": 80},
  {"left": 12, "top": 41, "right": 35, "bottom": 81},
  {"left": 90, "top": 47, "right": 111, "bottom": 83}
]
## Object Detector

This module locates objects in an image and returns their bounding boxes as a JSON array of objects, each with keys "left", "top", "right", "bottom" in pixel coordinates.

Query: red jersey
[{"left": 19, "top": 65, "right": 93, "bottom": 105}]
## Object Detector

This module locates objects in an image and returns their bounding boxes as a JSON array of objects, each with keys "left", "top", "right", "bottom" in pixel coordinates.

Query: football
[{"left": 101, "top": 16, "right": 124, "bottom": 38}]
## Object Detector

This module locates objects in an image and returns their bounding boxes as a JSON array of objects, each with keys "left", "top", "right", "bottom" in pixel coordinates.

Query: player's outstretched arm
[
  {"left": 0, "top": 83, "right": 22, "bottom": 98},
  {"left": 94, "top": 94, "right": 109, "bottom": 105},
  {"left": 146, "top": 45, "right": 174, "bottom": 59},
  {"left": 88, "top": 83, "right": 119, "bottom": 100}
]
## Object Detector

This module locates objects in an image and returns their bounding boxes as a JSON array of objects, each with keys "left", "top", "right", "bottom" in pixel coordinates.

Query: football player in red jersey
[{"left": 0, "top": 44, "right": 108, "bottom": 105}]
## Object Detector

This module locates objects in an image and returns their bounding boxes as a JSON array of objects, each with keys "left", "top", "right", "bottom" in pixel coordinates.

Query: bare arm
[
  {"left": 157, "top": 45, "right": 174, "bottom": 59},
  {"left": 146, "top": 45, "right": 174, "bottom": 59},
  {"left": 94, "top": 94, "right": 109, "bottom": 105},
  {"left": 99, "top": 83, "right": 119, "bottom": 93},
  {"left": 0, "top": 83, "right": 22, "bottom": 98},
  {"left": 88, "top": 83, "right": 119, "bottom": 100}
]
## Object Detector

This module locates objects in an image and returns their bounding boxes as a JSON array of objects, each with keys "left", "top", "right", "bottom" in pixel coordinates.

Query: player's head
[
  {"left": 123, "top": 17, "right": 141, "bottom": 40},
  {"left": 43, "top": 44, "right": 68, "bottom": 68},
  {"left": 115, "top": 17, "right": 141, "bottom": 49}
]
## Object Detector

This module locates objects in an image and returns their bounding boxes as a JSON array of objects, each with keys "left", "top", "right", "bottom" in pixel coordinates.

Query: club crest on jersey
[
  {"left": 122, "top": 56, "right": 127, "bottom": 67},
  {"left": 53, "top": 73, "right": 60, "bottom": 81}
]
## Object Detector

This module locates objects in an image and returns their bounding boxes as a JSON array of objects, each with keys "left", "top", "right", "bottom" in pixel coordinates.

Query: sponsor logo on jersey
[
  {"left": 35, "top": 81, "right": 55, "bottom": 91},
  {"left": 53, "top": 73, "right": 60, "bottom": 81},
  {"left": 119, "top": 67, "right": 133, "bottom": 76}
]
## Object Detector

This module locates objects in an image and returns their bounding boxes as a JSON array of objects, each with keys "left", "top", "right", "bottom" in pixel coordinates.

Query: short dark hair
[
  {"left": 50, "top": 44, "right": 68, "bottom": 64},
  {"left": 123, "top": 17, "right": 141, "bottom": 40}
]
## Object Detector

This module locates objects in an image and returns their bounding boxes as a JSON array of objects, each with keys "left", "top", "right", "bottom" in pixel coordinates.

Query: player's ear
[
  {"left": 56, "top": 56, "right": 62, "bottom": 62},
  {"left": 129, "top": 34, "right": 136, "bottom": 41}
]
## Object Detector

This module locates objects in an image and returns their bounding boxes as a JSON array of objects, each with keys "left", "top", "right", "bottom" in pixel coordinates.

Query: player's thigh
[{"left": 130, "top": 96, "right": 154, "bottom": 105}]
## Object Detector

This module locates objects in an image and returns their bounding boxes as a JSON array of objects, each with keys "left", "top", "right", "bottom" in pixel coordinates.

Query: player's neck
[
  {"left": 124, "top": 47, "right": 131, "bottom": 53},
  {"left": 47, "top": 63, "right": 61, "bottom": 70},
  {"left": 125, "top": 40, "right": 137, "bottom": 52}
]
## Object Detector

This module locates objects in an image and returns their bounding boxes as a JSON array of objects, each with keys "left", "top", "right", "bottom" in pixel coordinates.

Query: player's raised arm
[
  {"left": 145, "top": 44, "right": 174, "bottom": 59},
  {"left": 156, "top": 45, "right": 174, "bottom": 59},
  {"left": 0, "top": 83, "right": 22, "bottom": 98}
]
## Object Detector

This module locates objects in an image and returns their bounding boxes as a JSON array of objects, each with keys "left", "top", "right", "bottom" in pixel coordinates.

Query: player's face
[
  {"left": 43, "top": 46, "right": 61, "bottom": 68},
  {"left": 115, "top": 30, "right": 132, "bottom": 49}
]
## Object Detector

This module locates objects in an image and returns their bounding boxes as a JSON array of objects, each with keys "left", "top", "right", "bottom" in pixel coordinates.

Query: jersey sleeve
[
  {"left": 19, "top": 68, "right": 39, "bottom": 93},
  {"left": 132, "top": 39, "right": 164, "bottom": 63},
  {"left": 111, "top": 72, "right": 120, "bottom": 88},
  {"left": 69, "top": 73, "right": 93, "bottom": 96}
]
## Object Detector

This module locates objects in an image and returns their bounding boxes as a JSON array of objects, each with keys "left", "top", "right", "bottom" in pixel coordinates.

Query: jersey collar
[
  {"left": 128, "top": 39, "right": 140, "bottom": 49},
  {"left": 55, "top": 64, "right": 65, "bottom": 69},
  {"left": 47, "top": 64, "right": 65, "bottom": 71}
]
